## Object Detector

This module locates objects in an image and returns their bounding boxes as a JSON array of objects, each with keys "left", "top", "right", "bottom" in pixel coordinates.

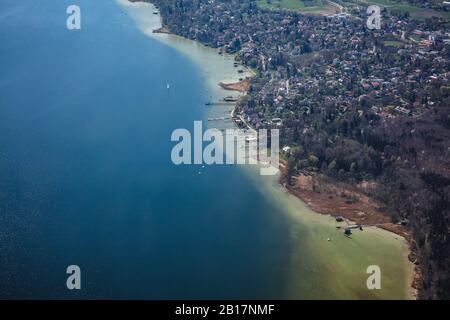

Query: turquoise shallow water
[{"left": 0, "top": 0, "right": 412, "bottom": 299}]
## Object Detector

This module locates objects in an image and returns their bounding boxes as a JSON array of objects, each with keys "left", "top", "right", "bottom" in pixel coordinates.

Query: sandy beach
[{"left": 219, "top": 80, "right": 250, "bottom": 93}]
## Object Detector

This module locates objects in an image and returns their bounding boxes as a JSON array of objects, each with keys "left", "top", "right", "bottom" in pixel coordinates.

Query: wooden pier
[{"left": 205, "top": 102, "right": 237, "bottom": 106}]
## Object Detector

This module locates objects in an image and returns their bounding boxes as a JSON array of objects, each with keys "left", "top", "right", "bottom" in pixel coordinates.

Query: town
[{"left": 143, "top": 0, "right": 450, "bottom": 300}]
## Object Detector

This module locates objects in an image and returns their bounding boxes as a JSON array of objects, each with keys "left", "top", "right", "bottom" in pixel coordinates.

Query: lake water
[{"left": 0, "top": 0, "right": 412, "bottom": 299}]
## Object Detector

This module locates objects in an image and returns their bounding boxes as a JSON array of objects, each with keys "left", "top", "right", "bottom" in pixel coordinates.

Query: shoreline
[
  {"left": 218, "top": 79, "right": 250, "bottom": 93},
  {"left": 277, "top": 160, "right": 418, "bottom": 299},
  {"left": 122, "top": 0, "right": 416, "bottom": 299},
  {"left": 152, "top": 26, "right": 170, "bottom": 34},
  {"left": 231, "top": 84, "right": 417, "bottom": 298}
]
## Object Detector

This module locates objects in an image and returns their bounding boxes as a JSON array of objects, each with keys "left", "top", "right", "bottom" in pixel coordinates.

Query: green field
[
  {"left": 257, "top": 0, "right": 329, "bottom": 12},
  {"left": 364, "top": 0, "right": 446, "bottom": 21}
]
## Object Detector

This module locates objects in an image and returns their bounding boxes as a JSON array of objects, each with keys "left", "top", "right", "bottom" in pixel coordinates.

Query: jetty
[
  {"left": 207, "top": 117, "right": 231, "bottom": 122},
  {"left": 205, "top": 101, "right": 236, "bottom": 106},
  {"left": 223, "top": 96, "right": 239, "bottom": 102}
]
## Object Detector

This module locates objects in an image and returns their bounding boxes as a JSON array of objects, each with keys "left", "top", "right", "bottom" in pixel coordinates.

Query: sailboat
[{"left": 167, "top": 83, "right": 170, "bottom": 90}]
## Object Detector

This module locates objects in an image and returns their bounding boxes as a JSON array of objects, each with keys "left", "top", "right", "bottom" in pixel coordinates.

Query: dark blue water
[{"left": 0, "top": 0, "right": 291, "bottom": 299}]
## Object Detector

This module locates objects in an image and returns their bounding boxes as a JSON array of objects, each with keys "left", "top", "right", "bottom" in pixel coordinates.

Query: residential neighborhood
[{"left": 150, "top": 0, "right": 450, "bottom": 300}]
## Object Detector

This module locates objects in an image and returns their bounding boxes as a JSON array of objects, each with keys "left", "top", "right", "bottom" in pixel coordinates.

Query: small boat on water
[
  {"left": 223, "top": 96, "right": 239, "bottom": 102},
  {"left": 167, "top": 84, "right": 170, "bottom": 90}
]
